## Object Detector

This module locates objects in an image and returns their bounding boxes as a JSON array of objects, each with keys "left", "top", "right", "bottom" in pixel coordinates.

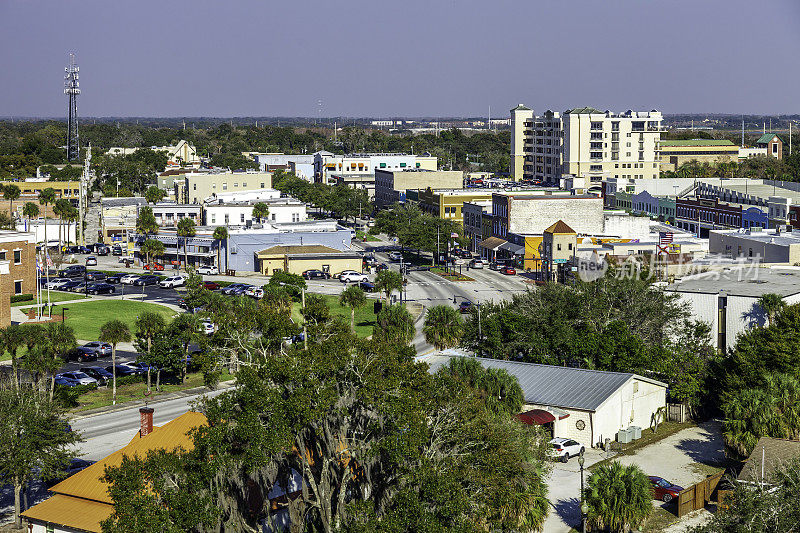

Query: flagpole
[{"left": 46, "top": 249, "right": 52, "bottom": 317}]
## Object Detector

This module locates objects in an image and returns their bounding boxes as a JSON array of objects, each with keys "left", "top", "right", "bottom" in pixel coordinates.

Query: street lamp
[
  {"left": 578, "top": 452, "right": 587, "bottom": 533},
  {"left": 61, "top": 306, "right": 68, "bottom": 324}
]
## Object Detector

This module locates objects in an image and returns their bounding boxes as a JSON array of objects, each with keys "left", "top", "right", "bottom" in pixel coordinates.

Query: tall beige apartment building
[{"left": 511, "top": 105, "right": 663, "bottom": 184}]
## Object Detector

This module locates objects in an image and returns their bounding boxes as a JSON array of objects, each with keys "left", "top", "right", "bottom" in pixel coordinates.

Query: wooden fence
[{"left": 676, "top": 470, "right": 724, "bottom": 518}]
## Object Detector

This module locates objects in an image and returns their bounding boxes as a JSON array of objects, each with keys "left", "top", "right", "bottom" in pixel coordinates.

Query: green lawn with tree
[
  {"left": 58, "top": 300, "right": 176, "bottom": 340},
  {"left": 291, "top": 294, "right": 377, "bottom": 338}
]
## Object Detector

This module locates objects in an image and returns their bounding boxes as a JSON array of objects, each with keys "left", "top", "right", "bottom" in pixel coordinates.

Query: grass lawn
[
  {"left": 73, "top": 370, "right": 234, "bottom": 411},
  {"left": 58, "top": 300, "right": 178, "bottom": 341},
  {"left": 430, "top": 267, "right": 475, "bottom": 282},
  {"left": 14, "top": 290, "right": 79, "bottom": 306},
  {"left": 356, "top": 230, "right": 380, "bottom": 242},
  {"left": 292, "top": 294, "right": 378, "bottom": 338}
]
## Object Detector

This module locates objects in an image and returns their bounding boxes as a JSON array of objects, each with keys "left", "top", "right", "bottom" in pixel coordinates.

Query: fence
[{"left": 676, "top": 470, "right": 724, "bottom": 518}]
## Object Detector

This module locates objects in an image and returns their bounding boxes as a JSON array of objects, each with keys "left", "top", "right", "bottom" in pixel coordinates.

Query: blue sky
[{"left": 1, "top": 0, "right": 798, "bottom": 117}]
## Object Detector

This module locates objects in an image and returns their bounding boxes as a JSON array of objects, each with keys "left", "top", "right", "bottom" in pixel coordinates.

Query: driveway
[{"left": 543, "top": 420, "right": 725, "bottom": 533}]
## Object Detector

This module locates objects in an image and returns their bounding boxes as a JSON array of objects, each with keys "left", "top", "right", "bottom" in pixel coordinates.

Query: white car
[
  {"left": 197, "top": 266, "right": 219, "bottom": 275},
  {"left": 200, "top": 319, "right": 217, "bottom": 335},
  {"left": 388, "top": 251, "right": 403, "bottom": 262},
  {"left": 549, "top": 438, "right": 585, "bottom": 463},
  {"left": 470, "top": 259, "right": 484, "bottom": 269},
  {"left": 118, "top": 255, "right": 134, "bottom": 263},
  {"left": 56, "top": 372, "right": 98, "bottom": 386},
  {"left": 340, "top": 271, "right": 369, "bottom": 283},
  {"left": 120, "top": 274, "right": 141, "bottom": 285},
  {"left": 245, "top": 287, "right": 264, "bottom": 299},
  {"left": 159, "top": 275, "right": 187, "bottom": 288},
  {"left": 46, "top": 278, "right": 71, "bottom": 289}
]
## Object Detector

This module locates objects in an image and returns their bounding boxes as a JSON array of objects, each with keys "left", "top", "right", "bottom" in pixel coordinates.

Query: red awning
[{"left": 516, "top": 409, "right": 556, "bottom": 426}]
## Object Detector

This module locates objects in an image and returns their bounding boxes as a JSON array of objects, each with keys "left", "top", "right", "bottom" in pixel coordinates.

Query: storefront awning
[
  {"left": 478, "top": 236, "right": 507, "bottom": 251},
  {"left": 515, "top": 408, "right": 570, "bottom": 426},
  {"left": 499, "top": 242, "right": 524, "bottom": 255}
]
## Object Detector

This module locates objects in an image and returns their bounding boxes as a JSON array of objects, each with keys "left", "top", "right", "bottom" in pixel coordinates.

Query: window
[
  {"left": 234, "top": 182, "right": 239, "bottom": 188},
  {"left": 568, "top": 243, "right": 573, "bottom": 250},
  {"left": 260, "top": 182, "right": 265, "bottom": 188},
  {"left": 193, "top": 183, "right": 197, "bottom": 190},
  {"left": 272, "top": 213, "right": 276, "bottom": 221},
  {"left": 14, "top": 280, "right": 22, "bottom": 294},
  {"left": 0, "top": 251, "right": 5, "bottom": 260},
  {"left": 243, "top": 182, "right": 247, "bottom": 187},
  {"left": 240, "top": 213, "right": 245, "bottom": 223},
  {"left": 224, "top": 214, "right": 229, "bottom": 224},
  {"left": 557, "top": 243, "right": 562, "bottom": 251},
  {"left": 222, "top": 183, "right": 228, "bottom": 190},
  {"left": 13, "top": 250, "right": 21, "bottom": 264},
  {"left": 211, "top": 214, "right": 216, "bottom": 224}
]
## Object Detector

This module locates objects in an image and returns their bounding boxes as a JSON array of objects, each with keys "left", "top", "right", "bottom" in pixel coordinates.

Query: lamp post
[
  {"left": 578, "top": 452, "right": 587, "bottom": 533},
  {"left": 61, "top": 306, "right": 68, "bottom": 324}
]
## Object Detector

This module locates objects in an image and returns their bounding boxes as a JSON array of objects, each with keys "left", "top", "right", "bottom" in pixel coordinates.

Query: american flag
[
  {"left": 659, "top": 232, "right": 673, "bottom": 245},
  {"left": 46, "top": 251, "right": 53, "bottom": 268}
]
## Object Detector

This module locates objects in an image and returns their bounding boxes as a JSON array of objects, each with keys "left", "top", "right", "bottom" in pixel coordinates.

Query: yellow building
[
  {"left": 541, "top": 220, "right": 577, "bottom": 281},
  {"left": 18, "top": 180, "right": 80, "bottom": 200},
  {"left": 658, "top": 139, "right": 739, "bottom": 172},
  {"left": 256, "top": 245, "right": 363, "bottom": 276},
  {"left": 418, "top": 188, "right": 497, "bottom": 223}
]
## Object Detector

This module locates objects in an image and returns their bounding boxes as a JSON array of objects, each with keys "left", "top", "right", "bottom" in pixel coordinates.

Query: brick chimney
[{"left": 139, "top": 407, "right": 154, "bottom": 437}]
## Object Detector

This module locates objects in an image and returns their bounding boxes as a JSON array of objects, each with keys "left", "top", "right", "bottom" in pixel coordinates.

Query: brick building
[{"left": 0, "top": 230, "right": 37, "bottom": 327}]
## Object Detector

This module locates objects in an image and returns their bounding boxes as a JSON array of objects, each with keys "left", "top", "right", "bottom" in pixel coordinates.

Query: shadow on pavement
[
  {"left": 552, "top": 496, "right": 581, "bottom": 529},
  {"left": 674, "top": 420, "right": 725, "bottom": 466}
]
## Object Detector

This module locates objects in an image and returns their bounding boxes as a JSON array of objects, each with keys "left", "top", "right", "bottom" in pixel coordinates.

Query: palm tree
[
  {"left": 99, "top": 320, "right": 132, "bottom": 405},
  {"left": 136, "top": 205, "right": 159, "bottom": 236},
  {"left": 39, "top": 188, "right": 56, "bottom": 251},
  {"left": 758, "top": 293, "right": 786, "bottom": 326},
  {"left": 339, "top": 285, "right": 367, "bottom": 333},
  {"left": 423, "top": 305, "right": 464, "bottom": 350},
  {"left": 140, "top": 238, "right": 165, "bottom": 270},
  {"left": 0, "top": 324, "right": 26, "bottom": 390},
  {"left": 22, "top": 202, "right": 39, "bottom": 231},
  {"left": 145, "top": 186, "right": 165, "bottom": 204},
  {"left": 213, "top": 226, "right": 229, "bottom": 272},
  {"left": 38, "top": 322, "right": 76, "bottom": 401},
  {"left": 252, "top": 202, "right": 270, "bottom": 223},
  {"left": 3, "top": 184, "right": 20, "bottom": 221},
  {"left": 585, "top": 461, "right": 653, "bottom": 532},
  {"left": 176, "top": 217, "right": 196, "bottom": 272},
  {"left": 135, "top": 311, "right": 167, "bottom": 393},
  {"left": 373, "top": 304, "right": 415, "bottom": 346},
  {"left": 375, "top": 269, "right": 403, "bottom": 303}
]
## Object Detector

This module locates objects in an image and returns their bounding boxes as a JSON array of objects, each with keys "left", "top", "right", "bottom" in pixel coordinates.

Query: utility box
[
  {"left": 629, "top": 426, "right": 642, "bottom": 440},
  {"left": 617, "top": 428, "right": 633, "bottom": 444}
]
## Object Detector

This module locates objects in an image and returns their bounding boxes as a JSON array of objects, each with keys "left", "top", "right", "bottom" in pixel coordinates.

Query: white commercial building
[
  {"left": 204, "top": 198, "right": 307, "bottom": 227},
  {"left": 146, "top": 203, "right": 202, "bottom": 228},
  {"left": 664, "top": 267, "right": 800, "bottom": 352},
  {"left": 314, "top": 152, "right": 438, "bottom": 184},
  {"left": 709, "top": 228, "right": 800, "bottom": 264},
  {"left": 492, "top": 192, "right": 605, "bottom": 237},
  {"left": 107, "top": 140, "right": 200, "bottom": 167},
  {"left": 206, "top": 189, "right": 282, "bottom": 204},
  {"left": 419, "top": 350, "right": 667, "bottom": 448},
  {"left": 249, "top": 153, "right": 315, "bottom": 180}
]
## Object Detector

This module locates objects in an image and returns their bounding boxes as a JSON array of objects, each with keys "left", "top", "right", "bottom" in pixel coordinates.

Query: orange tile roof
[
  {"left": 21, "top": 494, "right": 112, "bottom": 533},
  {"left": 544, "top": 220, "right": 576, "bottom": 234},
  {"left": 22, "top": 411, "right": 207, "bottom": 531}
]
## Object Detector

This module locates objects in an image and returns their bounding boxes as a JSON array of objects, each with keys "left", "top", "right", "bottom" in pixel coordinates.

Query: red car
[
  {"left": 648, "top": 476, "right": 684, "bottom": 503},
  {"left": 143, "top": 263, "right": 164, "bottom": 271},
  {"left": 203, "top": 281, "right": 220, "bottom": 290},
  {"left": 501, "top": 266, "right": 516, "bottom": 275}
]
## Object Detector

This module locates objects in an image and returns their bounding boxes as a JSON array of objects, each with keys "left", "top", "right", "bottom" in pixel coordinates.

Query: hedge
[{"left": 11, "top": 293, "right": 34, "bottom": 303}]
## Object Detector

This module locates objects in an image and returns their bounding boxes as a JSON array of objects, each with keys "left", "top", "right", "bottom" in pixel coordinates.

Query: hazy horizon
[{"left": 2, "top": 0, "right": 798, "bottom": 118}]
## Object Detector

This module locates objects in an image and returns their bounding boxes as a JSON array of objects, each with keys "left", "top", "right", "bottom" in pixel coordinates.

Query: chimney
[{"left": 139, "top": 407, "right": 154, "bottom": 437}]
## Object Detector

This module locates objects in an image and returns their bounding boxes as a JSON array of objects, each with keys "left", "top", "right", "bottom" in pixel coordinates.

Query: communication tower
[{"left": 64, "top": 53, "right": 81, "bottom": 161}]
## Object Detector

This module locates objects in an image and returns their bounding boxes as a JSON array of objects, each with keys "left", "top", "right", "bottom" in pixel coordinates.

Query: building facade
[
  {"left": 314, "top": 152, "right": 437, "bottom": 184},
  {"left": 675, "top": 197, "right": 768, "bottom": 237},
  {"left": 756, "top": 133, "right": 784, "bottom": 159},
  {"left": 491, "top": 193, "right": 605, "bottom": 238},
  {"left": 144, "top": 203, "right": 202, "bottom": 228},
  {"left": 709, "top": 228, "right": 800, "bottom": 264},
  {"left": 658, "top": 139, "right": 740, "bottom": 172},
  {"left": 175, "top": 171, "right": 273, "bottom": 204},
  {"left": 204, "top": 198, "right": 307, "bottom": 227},
  {"left": 374, "top": 169, "right": 464, "bottom": 208}
]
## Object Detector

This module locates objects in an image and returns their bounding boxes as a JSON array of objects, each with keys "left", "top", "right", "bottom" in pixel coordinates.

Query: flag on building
[{"left": 659, "top": 232, "right": 673, "bottom": 245}]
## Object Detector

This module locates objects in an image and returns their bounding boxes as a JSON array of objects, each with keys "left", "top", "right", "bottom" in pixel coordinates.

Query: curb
[{"left": 69, "top": 379, "right": 237, "bottom": 420}]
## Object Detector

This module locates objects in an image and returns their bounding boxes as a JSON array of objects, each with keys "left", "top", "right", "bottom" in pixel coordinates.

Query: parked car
[
  {"left": 488, "top": 262, "right": 504, "bottom": 271},
  {"left": 56, "top": 372, "right": 98, "bottom": 386},
  {"left": 221, "top": 283, "right": 248, "bottom": 295},
  {"left": 95, "top": 244, "right": 110, "bottom": 256},
  {"left": 120, "top": 274, "right": 141, "bottom": 285},
  {"left": 203, "top": 281, "right": 220, "bottom": 290},
  {"left": 470, "top": 258, "right": 485, "bottom": 269},
  {"left": 82, "top": 341, "right": 112, "bottom": 357},
  {"left": 143, "top": 263, "right": 164, "bottom": 271},
  {"left": 133, "top": 275, "right": 160, "bottom": 286},
  {"left": 200, "top": 319, "right": 217, "bottom": 335},
  {"left": 159, "top": 275, "right": 187, "bottom": 288},
  {"left": 302, "top": 269, "right": 331, "bottom": 280},
  {"left": 388, "top": 251, "right": 403, "bottom": 262},
  {"left": 87, "top": 282, "right": 116, "bottom": 295},
  {"left": 54, "top": 375, "right": 79, "bottom": 387},
  {"left": 111, "top": 245, "right": 123, "bottom": 255},
  {"left": 105, "top": 273, "right": 124, "bottom": 284},
  {"left": 105, "top": 364, "right": 140, "bottom": 377},
  {"left": 500, "top": 266, "right": 517, "bottom": 276},
  {"left": 78, "top": 246, "right": 92, "bottom": 254},
  {"left": 85, "top": 271, "right": 107, "bottom": 281},
  {"left": 46, "top": 277, "right": 72, "bottom": 289},
  {"left": 70, "top": 347, "right": 98, "bottom": 363},
  {"left": 120, "top": 362, "right": 148, "bottom": 375},
  {"left": 80, "top": 366, "right": 113, "bottom": 385},
  {"left": 85, "top": 256, "right": 97, "bottom": 266},
  {"left": 118, "top": 255, "right": 134, "bottom": 264},
  {"left": 340, "top": 271, "right": 369, "bottom": 283},
  {"left": 375, "top": 263, "right": 389, "bottom": 272},
  {"left": 359, "top": 281, "right": 376, "bottom": 292},
  {"left": 59, "top": 265, "right": 86, "bottom": 277},
  {"left": 228, "top": 284, "right": 253, "bottom": 295},
  {"left": 197, "top": 266, "right": 219, "bottom": 275},
  {"left": 58, "top": 280, "right": 83, "bottom": 291},
  {"left": 69, "top": 282, "right": 88, "bottom": 293},
  {"left": 648, "top": 476, "right": 684, "bottom": 503},
  {"left": 549, "top": 438, "right": 585, "bottom": 463},
  {"left": 459, "top": 300, "right": 474, "bottom": 313},
  {"left": 246, "top": 287, "right": 264, "bottom": 299}
]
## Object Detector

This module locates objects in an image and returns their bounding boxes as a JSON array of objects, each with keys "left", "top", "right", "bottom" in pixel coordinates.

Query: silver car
[{"left": 57, "top": 371, "right": 98, "bottom": 386}]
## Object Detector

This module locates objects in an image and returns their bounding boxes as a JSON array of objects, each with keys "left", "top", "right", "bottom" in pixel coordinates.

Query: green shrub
[{"left": 11, "top": 293, "right": 33, "bottom": 303}]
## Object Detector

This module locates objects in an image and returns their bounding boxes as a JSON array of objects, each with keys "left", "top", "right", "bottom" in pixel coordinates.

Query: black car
[
  {"left": 132, "top": 275, "right": 160, "bottom": 286},
  {"left": 459, "top": 300, "right": 474, "bottom": 314},
  {"left": 85, "top": 271, "right": 107, "bottom": 281},
  {"left": 59, "top": 265, "right": 87, "bottom": 277},
  {"left": 105, "top": 364, "right": 139, "bottom": 377},
  {"left": 221, "top": 283, "right": 248, "bottom": 295},
  {"left": 59, "top": 279, "right": 84, "bottom": 291},
  {"left": 111, "top": 245, "right": 123, "bottom": 256},
  {"left": 359, "top": 281, "right": 376, "bottom": 292},
  {"left": 303, "top": 269, "right": 330, "bottom": 280},
  {"left": 105, "top": 273, "right": 123, "bottom": 284},
  {"left": 80, "top": 366, "right": 113, "bottom": 385},
  {"left": 71, "top": 346, "right": 99, "bottom": 362},
  {"left": 375, "top": 263, "right": 389, "bottom": 271},
  {"left": 87, "top": 282, "right": 115, "bottom": 295},
  {"left": 77, "top": 246, "right": 92, "bottom": 254}
]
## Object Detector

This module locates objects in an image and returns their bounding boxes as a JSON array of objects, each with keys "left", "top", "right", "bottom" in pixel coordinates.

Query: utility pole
[{"left": 436, "top": 225, "right": 440, "bottom": 267}]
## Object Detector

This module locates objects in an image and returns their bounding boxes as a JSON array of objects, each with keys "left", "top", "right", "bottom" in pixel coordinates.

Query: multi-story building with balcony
[
  {"left": 562, "top": 108, "right": 663, "bottom": 183},
  {"left": 510, "top": 106, "right": 563, "bottom": 183}
]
